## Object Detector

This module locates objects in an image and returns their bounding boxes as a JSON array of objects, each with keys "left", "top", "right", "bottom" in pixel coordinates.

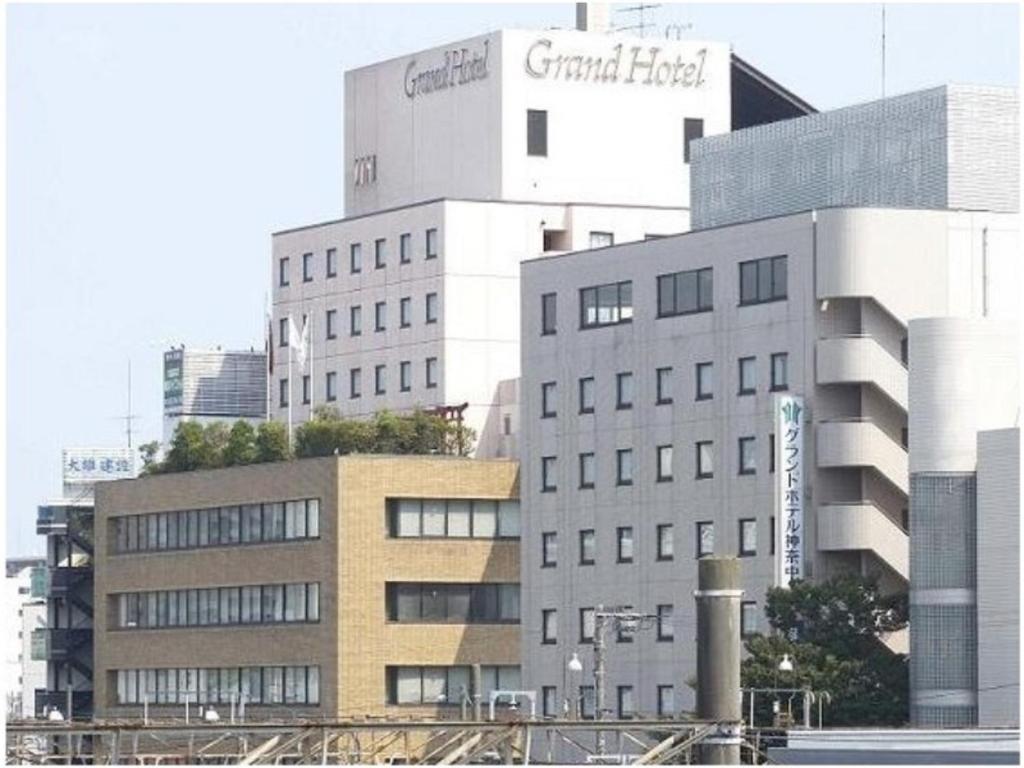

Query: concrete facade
[
  {"left": 93, "top": 455, "right": 520, "bottom": 719},
  {"left": 3, "top": 565, "right": 47, "bottom": 719},
  {"left": 518, "top": 205, "right": 1016, "bottom": 717},
  {"left": 691, "top": 85, "right": 1019, "bottom": 230}
]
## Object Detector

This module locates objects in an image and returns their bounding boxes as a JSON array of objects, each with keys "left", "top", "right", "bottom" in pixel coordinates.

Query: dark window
[
  {"left": 579, "top": 530, "right": 595, "bottom": 565},
  {"left": 769, "top": 433, "right": 776, "bottom": 474},
  {"left": 739, "top": 519, "right": 757, "bottom": 556},
  {"left": 400, "top": 233, "right": 412, "bottom": 264},
  {"left": 541, "top": 382, "right": 556, "bottom": 417},
  {"left": 738, "top": 356, "right": 756, "bottom": 395},
  {"left": 657, "top": 604, "right": 674, "bottom": 641},
  {"left": 279, "top": 257, "right": 290, "bottom": 287},
  {"left": 326, "top": 248, "right": 337, "bottom": 278},
  {"left": 425, "top": 357, "right": 438, "bottom": 389},
  {"left": 901, "top": 336, "right": 909, "bottom": 366},
  {"left": 580, "top": 281, "right": 633, "bottom": 329},
  {"left": 658, "top": 684, "right": 675, "bottom": 716},
  {"left": 683, "top": 117, "right": 704, "bottom": 163},
  {"left": 527, "top": 109, "right": 548, "bottom": 157},
  {"left": 579, "top": 377, "right": 595, "bottom": 414},
  {"left": 400, "top": 361, "right": 412, "bottom": 392},
  {"left": 425, "top": 293, "right": 439, "bottom": 324},
  {"left": 541, "top": 456, "right": 557, "bottom": 492},
  {"left": 656, "top": 366, "right": 673, "bottom": 404},
  {"left": 696, "top": 361, "right": 713, "bottom": 400},
  {"left": 741, "top": 601, "right": 758, "bottom": 637},
  {"left": 579, "top": 452, "right": 595, "bottom": 489},
  {"left": 374, "top": 238, "right": 386, "bottom": 269},
  {"left": 350, "top": 368, "right": 362, "bottom": 399},
  {"left": 426, "top": 228, "right": 438, "bottom": 260},
  {"left": 542, "top": 686, "right": 558, "bottom": 718},
  {"left": 399, "top": 297, "right": 412, "bottom": 328},
  {"left": 302, "top": 375, "right": 310, "bottom": 405},
  {"left": 617, "top": 685, "right": 636, "bottom": 719},
  {"left": 541, "top": 293, "right": 557, "bottom": 335},
  {"left": 902, "top": 426, "right": 909, "bottom": 449},
  {"left": 326, "top": 371, "right": 337, "bottom": 402},
  {"left": 770, "top": 516, "right": 776, "bottom": 555},
  {"left": 657, "top": 267, "right": 713, "bottom": 317},
  {"left": 579, "top": 608, "right": 595, "bottom": 643},
  {"left": 616, "top": 449, "right": 633, "bottom": 486},
  {"left": 770, "top": 352, "right": 789, "bottom": 391},
  {"left": 616, "top": 527, "right": 634, "bottom": 563},
  {"left": 697, "top": 521, "right": 714, "bottom": 557},
  {"left": 656, "top": 524, "right": 674, "bottom": 561},
  {"left": 616, "top": 372, "right": 633, "bottom": 409},
  {"left": 350, "top": 305, "right": 362, "bottom": 336},
  {"left": 739, "top": 436, "right": 756, "bottom": 475},
  {"left": 279, "top": 378, "right": 289, "bottom": 408},
  {"left": 657, "top": 445, "right": 673, "bottom": 482},
  {"left": 696, "top": 441, "right": 714, "bottom": 479},
  {"left": 541, "top": 532, "right": 557, "bottom": 567},
  {"left": 589, "top": 231, "right": 614, "bottom": 248},
  {"left": 739, "top": 255, "right": 787, "bottom": 305},
  {"left": 375, "top": 364, "right": 386, "bottom": 395},
  {"left": 375, "top": 301, "right": 386, "bottom": 332},
  {"left": 542, "top": 609, "right": 557, "bottom": 644},
  {"left": 580, "top": 685, "right": 596, "bottom": 718},
  {"left": 350, "top": 243, "right": 362, "bottom": 273},
  {"left": 303, "top": 252, "right": 313, "bottom": 282},
  {"left": 279, "top": 318, "right": 289, "bottom": 348},
  {"left": 326, "top": 309, "right": 337, "bottom": 339}
]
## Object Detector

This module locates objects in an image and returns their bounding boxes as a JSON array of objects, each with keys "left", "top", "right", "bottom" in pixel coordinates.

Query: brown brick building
[{"left": 93, "top": 455, "right": 520, "bottom": 720}]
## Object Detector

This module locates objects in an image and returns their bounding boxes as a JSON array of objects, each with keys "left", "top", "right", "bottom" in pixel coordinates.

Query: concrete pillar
[{"left": 695, "top": 557, "right": 743, "bottom": 765}]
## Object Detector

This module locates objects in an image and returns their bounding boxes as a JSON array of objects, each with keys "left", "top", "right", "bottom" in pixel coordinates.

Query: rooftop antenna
[
  {"left": 881, "top": 4, "right": 887, "bottom": 97},
  {"left": 616, "top": 3, "right": 661, "bottom": 38},
  {"left": 123, "top": 359, "right": 140, "bottom": 449}
]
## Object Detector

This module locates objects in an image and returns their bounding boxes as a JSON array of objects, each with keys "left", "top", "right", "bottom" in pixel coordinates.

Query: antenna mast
[
  {"left": 616, "top": 3, "right": 661, "bottom": 38},
  {"left": 125, "top": 359, "right": 140, "bottom": 449},
  {"left": 881, "top": 4, "right": 887, "bottom": 97}
]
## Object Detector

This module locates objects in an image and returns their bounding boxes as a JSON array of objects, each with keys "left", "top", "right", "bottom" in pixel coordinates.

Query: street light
[
  {"left": 567, "top": 652, "right": 583, "bottom": 719},
  {"left": 778, "top": 654, "right": 794, "bottom": 673},
  {"left": 567, "top": 652, "right": 583, "bottom": 673}
]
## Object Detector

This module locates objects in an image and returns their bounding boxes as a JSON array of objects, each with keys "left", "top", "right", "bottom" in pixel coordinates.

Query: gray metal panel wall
[{"left": 947, "top": 86, "right": 1020, "bottom": 214}]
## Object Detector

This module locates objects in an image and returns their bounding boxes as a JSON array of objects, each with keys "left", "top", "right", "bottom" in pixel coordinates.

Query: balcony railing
[
  {"left": 817, "top": 501, "right": 909, "bottom": 581},
  {"left": 817, "top": 419, "right": 908, "bottom": 495}
]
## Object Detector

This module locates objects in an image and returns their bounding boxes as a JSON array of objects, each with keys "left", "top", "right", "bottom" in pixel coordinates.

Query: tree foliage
[
  {"left": 741, "top": 575, "right": 909, "bottom": 727},
  {"left": 223, "top": 421, "right": 258, "bottom": 466}
]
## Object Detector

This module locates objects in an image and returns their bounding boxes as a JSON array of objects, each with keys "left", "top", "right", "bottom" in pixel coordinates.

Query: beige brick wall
[{"left": 93, "top": 455, "right": 520, "bottom": 720}]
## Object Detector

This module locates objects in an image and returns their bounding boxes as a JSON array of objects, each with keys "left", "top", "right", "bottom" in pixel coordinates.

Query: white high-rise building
[
  {"left": 271, "top": 13, "right": 812, "bottom": 457},
  {"left": 3, "top": 562, "right": 47, "bottom": 720},
  {"left": 517, "top": 85, "right": 1018, "bottom": 724}
]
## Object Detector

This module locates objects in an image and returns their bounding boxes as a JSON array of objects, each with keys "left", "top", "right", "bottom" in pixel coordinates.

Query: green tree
[
  {"left": 223, "top": 421, "right": 258, "bottom": 466},
  {"left": 254, "top": 421, "right": 290, "bottom": 463},
  {"left": 138, "top": 441, "right": 161, "bottom": 474},
  {"left": 162, "top": 421, "right": 212, "bottom": 472},
  {"left": 202, "top": 422, "right": 231, "bottom": 467},
  {"left": 741, "top": 575, "right": 909, "bottom": 727}
]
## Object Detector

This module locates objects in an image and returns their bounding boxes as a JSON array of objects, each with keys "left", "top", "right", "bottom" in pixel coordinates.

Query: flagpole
[
  {"left": 309, "top": 312, "right": 315, "bottom": 420},
  {"left": 288, "top": 315, "right": 293, "bottom": 448}
]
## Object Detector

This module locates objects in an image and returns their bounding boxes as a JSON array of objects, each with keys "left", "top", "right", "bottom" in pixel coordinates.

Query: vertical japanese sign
[{"left": 775, "top": 395, "right": 805, "bottom": 587}]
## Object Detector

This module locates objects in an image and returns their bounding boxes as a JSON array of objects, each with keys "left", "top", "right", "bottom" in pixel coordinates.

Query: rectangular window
[
  {"left": 350, "top": 367, "right": 362, "bottom": 399},
  {"left": 738, "top": 356, "right": 756, "bottom": 395},
  {"left": 579, "top": 530, "right": 595, "bottom": 566},
  {"left": 580, "top": 281, "right": 632, "bottom": 329},
  {"left": 696, "top": 361, "right": 713, "bottom": 400},
  {"left": 741, "top": 601, "right": 758, "bottom": 637},
  {"left": 542, "top": 686, "right": 558, "bottom": 718},
  {"left": 770, "top": 516, "right": 776, "bottom": 555},
  {"left": 696, "top": 441, "right": 714, "bottom": 479},
  {"left": 697, "top": 521, "right": 714, "bottom": 557},
  {"left": 589, "top": 231, "right": 614, "bottom": 248},
  {"left": 578, "top": 377, "right": 595, "bottom": 414},
  {"left": 374, "top": 238, "right": 386, "bottom": 269},
  {"left": 375, "top": 364, "right": 386, "bottom": 395},
  {"left": 400, "top": 297, "right": 412, "bottom": 328},
  {"left": 541, "top": 456, "right": 557, "bottom": 492},
  {"left": 770, "top": 433, "right": 776, "bottom": 474},
  {"left": 739, "top": 519, "right": 757, "bottom": 556},
  {"left": 400, "top": 233, "right": 412, "bottom": 264},
  {"left": 326, "top": 309, "right": 337, "bottom": 339},
  {"left": 739, "top": 255, "right": 788, "bottom": 305},
  {"left": 580, "top": 685, "right": 596, "bottom": 719},
  {"left": 350, "top": 242, "right": 362, "bottom": 273},
  {"left": 683, "top": 117, "right": 704, "bottom": 163},
  {"left": 656, "top": 366, "right": 673, "bottom": 404},
  {"left": 350, "top": 305, "right": 362, "bottom": 336},
  {"left": 616, "top": 372, "right": 633, "bottom": 410},
  {"left": 579, "top": 607, "right": 595, "bottom": 644},
  {"left": 657, "top": 267, "right": 713, "bottom": 317},
  {"left": 541, "top": 381, "right": 557, "bottom": 418},
  {"left": 616, "top": 527, "right": 634, "bottom": 563},
  {"left": 279, "top": 317, "right": 289, "bottom": 348},
  {"left": 616, "top": 448, "right": 633, "bottom": 486},
  {"left": 542, "top": 609, "right": 558, "bottom": 644},
  {"left": 657, "top": 604, "right": 674, "bottom": 641},
  {"left": 326, "top": 247, "right": 337, "bottom": 278},
  {"left": 527, "top": 109, "right": 547, "bottom": 157},
  {"left": 739, "top": 436, "right": 756, "bottom": 475},
  {"left": 657, "top": 524, "right": 674, "bottom": 561},
  {"left": 425, "top": 292, "right": 438, "bottom": 324},
  {"left": 375, "top": 301, "right": 386, "bottom": 332},
  {"left": 578, "top": 452, "right": 595, "bottom": 489},
  {"left": 278, "top": 257, "right": 290, "bottom": 287},
  {"left": 771, "top": 352, "right": 789, "bottom": 391},
  {"left": 658, "top": 684, "right": 675, "bottom": 717},
  {"left": 541, "top": 532, "right": 557, "bottom": 567},
  {"left": 617, "top": 686, "right": 636, "bottom": 719},
  {"left": 302, "top": 375, "right": 310, "bottom": 405},
  {"left": 400, "top": 361, "right": 412, "bottom": 392},
  {"left": 302, "top": 252, "right": 313, "bottom": 282},
  {"left": 279, "top": 378, "right": 289, "bottom": 408},
  {"left": 425, "top": 357, "right": 438, "bottom": 389},
  {"left": 541, "top": 292, "right": 557, "bottom": 335},
  {"left": 326, "top": 371, "right": 337, "bottom": 402},
  {"left": 657, "top": 445, "right": 673, "bottom": 482},
  {"left": 425, "top": 228, "right": 438, "bottom": 259}
]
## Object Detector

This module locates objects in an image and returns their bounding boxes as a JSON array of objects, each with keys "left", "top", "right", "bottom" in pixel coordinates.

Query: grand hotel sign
[
  {"left": 404, "top": 40, "right": 491, "bottom": 99},
  {"left": 774, "top": 395, "right": 805, "bottom": 588}
]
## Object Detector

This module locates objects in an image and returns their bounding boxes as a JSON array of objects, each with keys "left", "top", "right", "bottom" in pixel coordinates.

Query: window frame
[
  {"left": 738, "top": 356, "right": 756, "bottom": 396},
  {"left": 541, "top": 609, "right": 558, "bottom": 644},
  {"left": 656, "top": 524, "right": 674, "bottom": 561},
  {"left": 579, "top": 281, "right": 633, "bottom": 330},
  {"left": 615, "top": 448, "right": 633, "bottom": 487},
  {"left": 696, "top": 361, "right": 713, "bottom": 401},
  {"left": 615, "top": 372, "right": 633, "bottom": 410},
  {"left": 578, "top": 377, "right": 595, "bottom": 414},
  {"left": 696, "top": 521, "right": 715, "bottom": 558},
  {"left": 616, "top": 526, "right": 634, "bottom": 564},
  {"left": 578, "top": 529, "right": 595, "bottom": 566},
  {"left": 739, "top": 518, "right": 757, "bottom": 557},
  {"left": 739, "top": 255, "right": 788, "bottom": 306},
  {"left": 696, "top": 440, "right": 714, "bottom": 479},
  {"left": 349, "top": 242, "right": 362, "bottom": 274},
  {"left": 656, "top": 267, "right": 713, "bottom": 318},
  {"left": 655, "top": 366, "right": 673, "bottom": 404},
  {"left": 374, "top": 238, "right": 386, "bottom": 269},
  {"left": 656, "top": 445, "right": 674, "bottom": 483},
  {"left": 278, "top": 257, "right": 290, "bottom": 287},
  {"left": 541, "top": 456, "right": 557, "bottom": 493},
  {"left": 399, "top": 233, "right": 412, "bottom": 264},
  {"left": 656, "top": 604, "right": 674, "bottom": 641},
  {"left": 541, "top": 381, "right": 557, "bottom": 418},
  {"left": 770, "top": 352, "right": 789, "bottom": 392},
  {"left": 302, "top": 252, "right": 314, "bottom": 283},
  {"left": 738, "top": 436, "right": 757, "bottom": 476},
  {"left": 541, "top": 531, "right": 557, "bottom": 568},
  {"left": 527, "top": 108, "right": 548, "bottom": 157},
  {"left": 578, "top": 452, "right": 595, "bottom": 490},
  {"left": 326, "top": 247, "right": 337, "bottom": 278}
]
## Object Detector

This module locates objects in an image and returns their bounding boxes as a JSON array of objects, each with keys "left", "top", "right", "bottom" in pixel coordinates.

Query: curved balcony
[
  {"left": 817, "top": 502, "right": 908, "bottom": 581},
  {"left": 817, "top": 419, "right": 909, "bottom": 495},
  {"left": 816, "top": 336, "right": 908, "bottom": 411}
]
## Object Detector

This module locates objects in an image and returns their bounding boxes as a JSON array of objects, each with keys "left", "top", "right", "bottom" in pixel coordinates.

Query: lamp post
[
  {"left": 773, "top": 654, "right": 794, "bottom": 726},
  {"left": 567, "top": 652, "right": 583, "bottom": 720}
]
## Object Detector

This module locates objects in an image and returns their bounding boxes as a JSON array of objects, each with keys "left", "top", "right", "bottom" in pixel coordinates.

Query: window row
[
  {"left": 279, "top": 295, "right": 439, "bottom": 347},
  {"left": 278, "top": 229, "right": 438, "bottom": 287},
  {"left": 386, "top": 665, "right": 521, "bottom": 706},
  {"left": 540, "top": 601, "right": 760, "bottom": 649},
  {"left": 541, "top": 518, "right": 774, "bottom": 570},
  {"left": 539, "top": 435, "right": 778, "bottom": 492},
  {"left": 539, "top": 354, "right": 788, "bottom": 419},
  {"left": 386, "top": 583, "right": 520, "bottom": 624},
  {"left": 115, "top": 666, "right": 320, "bottom": 706},
  {"left": 281, "top": 358, "right": 438, "bottom": 406},
  {"left": 115, "top": 583, "right": 320, "bottom": 629},
  {"left": 543, "top": 255, "right": 788, "bottom": 334},
  {"left": 387, "top": 498, "right": 521, "bottom": 539},
  {"left": 113, "top": 500, "right": 320, "bottom": 554}
]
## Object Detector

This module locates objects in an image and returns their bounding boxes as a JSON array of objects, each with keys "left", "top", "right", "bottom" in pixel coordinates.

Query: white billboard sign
[
  {"left": 775, "top": 395, "right": 805, "bottom": 588},
  {"left": 62, "top": 448, "right": 135, "bottom": 485}
]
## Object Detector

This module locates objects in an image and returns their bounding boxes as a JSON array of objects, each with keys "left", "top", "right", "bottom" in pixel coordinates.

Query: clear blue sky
[{"left": 6, "top": 3, "right": 1019, "bottom": 556}]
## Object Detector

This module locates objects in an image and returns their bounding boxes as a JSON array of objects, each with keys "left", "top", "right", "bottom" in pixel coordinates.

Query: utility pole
[{"left": 695, "top": 557, "right": 744, "bottom": 765}]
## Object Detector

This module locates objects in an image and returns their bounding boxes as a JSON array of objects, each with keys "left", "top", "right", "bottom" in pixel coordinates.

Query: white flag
[{"left": 289, "top": 316, "right": 310, "bottom": 368}]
